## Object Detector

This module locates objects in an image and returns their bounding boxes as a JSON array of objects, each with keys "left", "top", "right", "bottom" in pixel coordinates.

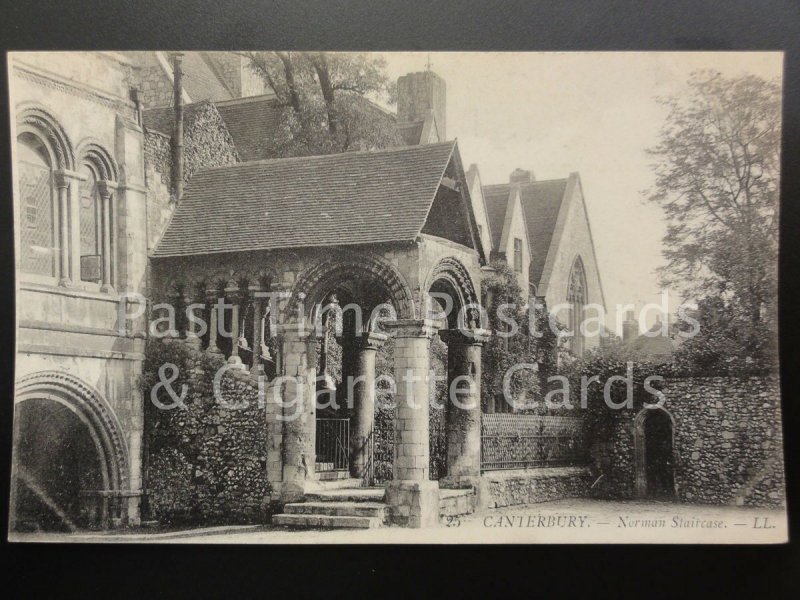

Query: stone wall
[
  {"left": 484, "top": 467, "right": 590, "bottom": 508},
  {"left": 143, "top": 340, "right": 271, "bottom": 525},
  {"left": 590, "top": 376, "right": 785, "bottom": 508},
  {"left": 143, "top": 101, "right": 239, "bottom": 251}
]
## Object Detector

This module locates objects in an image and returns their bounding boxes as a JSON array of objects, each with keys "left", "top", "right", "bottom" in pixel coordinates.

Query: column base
[
  {"left": 386, "top": 480, "right": 440, "bottom": 528},
  {"left": 439, "top": 474, "right": 490, "bottom": 512},
  {"left": 227, "top": 354, "right": 243, "bottom": 365}
]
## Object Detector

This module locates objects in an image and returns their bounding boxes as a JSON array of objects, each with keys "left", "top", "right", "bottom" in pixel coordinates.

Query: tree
[
  {"left": 241, "top": 52, "right": 403, "bottom": 157},
  {"left": 645, "top": 71, "right": 780, "bottom": 370}
]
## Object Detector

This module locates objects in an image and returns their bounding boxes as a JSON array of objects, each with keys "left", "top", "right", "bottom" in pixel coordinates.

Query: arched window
[
  {"left": 567, "top": 257, "right": 587, "bottom": 356},
  {"left": 79, "top": 165, "right": 102, "bottom": 283},
  {"left": 17, "top": 132, "right": 57, "bottom": 277}
]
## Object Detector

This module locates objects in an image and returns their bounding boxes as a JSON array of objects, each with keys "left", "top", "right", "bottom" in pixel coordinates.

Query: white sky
[{"left": 378, "top": 52, "right": 783, "bottom": 332}]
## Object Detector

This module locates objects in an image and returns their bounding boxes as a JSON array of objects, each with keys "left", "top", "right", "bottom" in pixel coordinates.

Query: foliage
[
  {"left": 647, "top": 71, "right": 781, "bottom": 368},
  {"left": 671, "top": 296, "right": 778, "bottom": 376},
  {"left": 645, "top": 70, "right": 781, "bottom": 373},
  {"left": 481, "top": 260, "right": 559, "bottom": 412},
  {"left": 241, "top": 51, "right": 403, "bottom": 157}
]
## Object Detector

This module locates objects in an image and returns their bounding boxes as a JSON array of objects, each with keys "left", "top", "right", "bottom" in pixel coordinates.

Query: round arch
[
  {"left": 288, "top": 253, "right": 416, "bottom": 326},
  {"left": 76, "top": 139, "right": 119, "bottom": 182},
  {"left": 424, "top": 256, "right": 481, "bottom": 329},
  {"left": 14, "top": 371, "right": 129, "bottom": 492},
  {"left": 633, "top": 405, "right": 677, "bottom": 499},
  {"left": 16, "top": 104, "right": 75, "bottom": 171}
]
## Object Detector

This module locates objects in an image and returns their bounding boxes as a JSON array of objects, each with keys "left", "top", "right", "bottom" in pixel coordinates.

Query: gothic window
[
  {"left": 79, "top": 165, "right": 102, "bottom": 283},
  {"left": 513, "top": 237, "right": 523, "bottom": 273},
  {"left": 18, "top": 132, "right": 57, "bottom": 277},
  {"left": 567, "top": 257, "right": 587, "bottom": 356}
]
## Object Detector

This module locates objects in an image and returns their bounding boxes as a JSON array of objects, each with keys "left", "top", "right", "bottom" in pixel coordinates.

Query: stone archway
[
  {"left": 12, "top": 372, "right": 129, "bottom": 531},
  {"left": 634, "top": 406, "right": 677, "bottom": 499},
  {"left": 425, "top": 257, "right": 488, "bottom": 488}
]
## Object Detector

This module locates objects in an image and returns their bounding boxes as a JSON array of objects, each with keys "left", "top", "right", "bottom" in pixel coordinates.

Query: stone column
[
  {"left": 345, "top": 331, "right": 388, "bottom": 479},
  {"left": 277, "top": 323, "right": 317, "bottom": 501},
  {"left": 226, "top": 290, "right": 242, "bottom": 365},
  {"left": 250, "top": 296, "right": 264, "bottom": 378},
  {"left": 205, "top": 293, "right": 223, "bottom": 355},
  {"left": 438, "top": 329, "right": 490, "bottom": 498},
  {"left": 97, "top": 181, "right": 114, "bottom": 293},
  {"left": 384, "top": 319, "right": 440, "bottom": 528},
  {"left": 54, "top": 172, "right": 72, "bottom": 287},
  {"left": 183, "top": 291, "right": 202, "bottom": 349}
]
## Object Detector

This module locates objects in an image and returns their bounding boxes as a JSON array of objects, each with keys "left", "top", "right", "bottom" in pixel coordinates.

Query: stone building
[
  {"left": 484, "top": 170, "right": 606, "bottom": 356},
  {"left": 10, "top": 51, "right": 621, "bottom": 532},
  {"left": 10, "top": 52, "right": 149, "bottom": 530}
]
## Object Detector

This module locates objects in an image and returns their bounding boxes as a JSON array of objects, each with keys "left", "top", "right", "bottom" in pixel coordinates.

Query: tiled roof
[
  {"left": 485, "top": 179, "right": 568, "bottom": 287},
  {"left": 152, "top": 141, "right": 458, "bottom": 257},
  {"left": 214, "top": 95, "right": 285, "bottom": 161},
  {"left": 142, "top": 102, "right": 212, "bottom": 136},
  {"left": 482, "top": 185, "right": 512, "bottom": 252}
]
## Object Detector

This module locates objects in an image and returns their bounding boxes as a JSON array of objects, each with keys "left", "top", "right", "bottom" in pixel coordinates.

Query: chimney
[
  {"left": 172, "top": 53, "right": 185, "bottom": 200},
  {"left": 509, "top": 168, "right": 534, "bottom": 184},
  {"left": 623, "top": 310, "right": 638, "bottom": 343},
  {"left": 397, "top": 71, "right": 446, "bottom": 141}
]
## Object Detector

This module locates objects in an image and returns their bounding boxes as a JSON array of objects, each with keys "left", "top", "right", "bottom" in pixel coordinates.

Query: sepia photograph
[{"left": 6, "top": 49, "right": 786, "bottom": 544}]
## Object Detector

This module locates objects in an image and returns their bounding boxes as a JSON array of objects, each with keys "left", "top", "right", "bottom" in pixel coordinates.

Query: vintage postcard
[{"left": 7, "top": 51, "right": 786, "bottom": 543}]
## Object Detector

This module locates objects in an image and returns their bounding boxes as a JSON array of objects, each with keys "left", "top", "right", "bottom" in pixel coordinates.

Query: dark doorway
[
  {"left": 11, "top": 398, "right": 104, "bottom": 532},
  {"left": 643, "top": 409, "right": 675, "bottom": 499}
]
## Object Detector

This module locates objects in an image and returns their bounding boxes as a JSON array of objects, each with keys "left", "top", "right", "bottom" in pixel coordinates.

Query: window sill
[{"left": 19, "top": 279, "right": 121, "bottom": 303}]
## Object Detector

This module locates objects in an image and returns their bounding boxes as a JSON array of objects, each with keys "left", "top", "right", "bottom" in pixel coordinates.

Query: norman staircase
[
  {"left": 272, "top": 478, "right": 387, "bottom": 529},
  {"left": 272, "top": 479, "right": 476, "bottom": 529}
]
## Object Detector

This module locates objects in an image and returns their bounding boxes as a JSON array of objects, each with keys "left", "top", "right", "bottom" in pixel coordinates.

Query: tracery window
[{"left": 567, "top": 257, "right": 587, "bottom": 356}]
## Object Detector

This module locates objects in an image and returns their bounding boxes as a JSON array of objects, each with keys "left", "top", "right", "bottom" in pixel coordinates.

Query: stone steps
[
  {"left": 285, "top": 501, "right": 387, "bottom": 518},
  {"left": 272, "top": 513, "right": 383, "bottom": 529},
  {"left": 304, "top": 487, "right": 386, "bottom": 503},
  {"left": 273, "top": 485, "right": 476, "bottom": 530},
  {"left": 313, "top": 477, "right": 363, "bottom": 491},
  {"left": 316, "top": 470, "right": 351, "bottom": 482}
]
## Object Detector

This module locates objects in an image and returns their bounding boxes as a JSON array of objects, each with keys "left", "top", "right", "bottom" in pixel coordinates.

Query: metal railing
[
  {"left": 480, "top": 414, "right": 587, "bottom": 471},
  {"left": 315, "top": 418, "right": 350, "bottom": 472},
  {"left": 362, "top": 419, "right": 394, "bottom": 486}
]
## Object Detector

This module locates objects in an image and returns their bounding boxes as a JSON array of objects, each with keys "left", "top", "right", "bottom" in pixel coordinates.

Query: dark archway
[
  {"left": 634, "top": 407, "right": 676, "bottom": 499},
  {"left": 11, "top": 398, "right": 104, "bottom": 531}
]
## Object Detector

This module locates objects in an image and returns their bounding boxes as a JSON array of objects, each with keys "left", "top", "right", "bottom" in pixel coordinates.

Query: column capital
[
  {"left": 383, "top": 318, "right": 440, "bottom": 339},
  {"left": 96, "top": 179, "right": 117, "bottom": 198},
  {"left": 438, "top": 328, "right": 492, "bottom": 346},
  {"left": 338, "top": 331, "right": 389, "bottom": 351},
  {"left": 53, "top": 168, "right": 83, "bottom": 187}
]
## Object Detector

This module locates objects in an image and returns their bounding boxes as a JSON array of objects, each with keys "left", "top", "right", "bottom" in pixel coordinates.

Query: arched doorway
[
  {"left": 425, "top": 257, "right": 485, "bottom": 486},
  {"left": 634, "top": 407, "right": 676, "bottom": 499},
  {"left": 11, "top": 398, "right": 104, "bottom": 531},
  {"left": 11, "top": 372, "right": 129, "bottom": 531},
  {"left": 286, "top": 254, "right": 415, "bottom": 484}
]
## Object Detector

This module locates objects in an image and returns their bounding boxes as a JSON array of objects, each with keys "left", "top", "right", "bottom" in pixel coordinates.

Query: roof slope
[
  {"left": 170, "top": 52, "right": 234, "bottom": 102},
  {"left": 482, "top": 185, "right": 512, "bottom": 251},
  {"left": 214, "top": 96, "right": 284, "bottom": 161},
  {"left": 152, "top": 141, "right": 457, "bottom": 257},
  {"left": 484, "top": 179, "right": 568, "bottom": 286}
]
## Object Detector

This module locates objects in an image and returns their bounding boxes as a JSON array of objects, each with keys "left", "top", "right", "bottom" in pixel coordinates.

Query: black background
[{"left": 0, "top": 1, "right": 798, "bottom": 597}]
